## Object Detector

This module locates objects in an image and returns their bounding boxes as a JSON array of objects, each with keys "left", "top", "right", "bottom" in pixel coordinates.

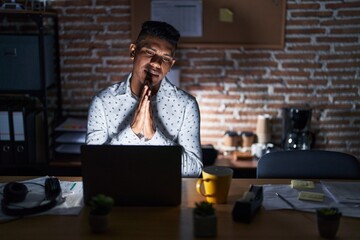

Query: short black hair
[{"left": 135, "top": 21, "right": 180, "bottom": 51}]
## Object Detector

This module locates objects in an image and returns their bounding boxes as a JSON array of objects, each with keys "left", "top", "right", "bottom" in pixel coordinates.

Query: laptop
[{"left": 80, "top": 145, "right": 182, "bottom": 206}]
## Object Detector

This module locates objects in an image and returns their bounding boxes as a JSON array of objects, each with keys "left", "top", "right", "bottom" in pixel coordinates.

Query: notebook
[{"left": 80, "top": 145, "right": 182, "bottom": 206}]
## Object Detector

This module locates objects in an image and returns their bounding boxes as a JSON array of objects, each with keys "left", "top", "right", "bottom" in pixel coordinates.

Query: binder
[
  {"left": 10, "top": 99, "right": 40, "bottom": 165},
  {"left": 0, "top": 109, "right": 13, "bottom": 164},
  {"left": 0, "top": 96, "right": 42, "bottom": 165}
]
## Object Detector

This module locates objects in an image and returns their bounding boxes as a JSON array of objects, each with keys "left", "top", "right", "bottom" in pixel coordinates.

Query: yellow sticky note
[
  {"left": 298, "top": 191, "right": 324, "bottom": 202},
  {"left": 219, "top": 8, "right": 233, "bottom": 23},
  {"left": 291, "top": 180, "right": 315, "bottom": 189}
]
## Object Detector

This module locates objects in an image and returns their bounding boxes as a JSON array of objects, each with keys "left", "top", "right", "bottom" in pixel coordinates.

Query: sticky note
[
  {"left": 219, "top": 8, "right": 233, "bottom": 23},
  {"left": 298, "top": 191, "right": 324, "bottom": 202},
  {"left": 291, "top": 180, "right": 315, "bottom": 189}
]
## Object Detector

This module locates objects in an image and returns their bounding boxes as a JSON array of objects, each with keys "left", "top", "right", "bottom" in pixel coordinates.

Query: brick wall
[{"left": 51, "top": 0, "right": 360, "bottom": 159}]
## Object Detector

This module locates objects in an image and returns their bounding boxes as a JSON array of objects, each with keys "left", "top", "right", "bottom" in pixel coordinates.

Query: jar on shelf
[{"left": 223, "top": 131, "right": 240, "bottom": 147}]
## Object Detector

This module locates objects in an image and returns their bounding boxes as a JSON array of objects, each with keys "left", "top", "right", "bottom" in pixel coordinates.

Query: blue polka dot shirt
[{"left": 86, "top": 74, "right": 203, "bottom": 177}]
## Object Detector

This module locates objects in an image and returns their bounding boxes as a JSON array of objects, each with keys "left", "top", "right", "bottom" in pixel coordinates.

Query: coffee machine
[{"left": 282, "top": 107, "right": 313, "bottom": 150}]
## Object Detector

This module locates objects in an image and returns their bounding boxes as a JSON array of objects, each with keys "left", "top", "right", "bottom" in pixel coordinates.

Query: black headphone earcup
[
  {"left": 1, "top": 178, "right": 62, "bottom": 216},
  {"left": 3, "top": 182, "right": 28, "bottom": 203},
  {"left": 45, "top": 177, "right": 61, "bottom": 201}
]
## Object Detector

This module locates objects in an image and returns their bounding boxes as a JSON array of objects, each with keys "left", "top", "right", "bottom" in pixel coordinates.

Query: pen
[
  {"left": 276, "top": 192, "right": 296, "bottom": 209},
  {"left": 70, "top": 183, "right": 76, "bottom": 191}
]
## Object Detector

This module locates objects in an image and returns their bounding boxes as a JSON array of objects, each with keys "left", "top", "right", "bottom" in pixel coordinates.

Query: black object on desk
[{"left": 232, "top": 185, "right": 263, "bottom": 223}]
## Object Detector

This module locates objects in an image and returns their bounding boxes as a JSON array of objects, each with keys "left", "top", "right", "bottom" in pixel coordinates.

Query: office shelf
[{"left": 0, "top": 10, "right": 62, "bottom": 175}]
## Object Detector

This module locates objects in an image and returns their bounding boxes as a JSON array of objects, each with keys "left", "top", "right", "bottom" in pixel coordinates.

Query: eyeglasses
[{"left": 140, "top": 48, "right": 174, "bottom": 66}]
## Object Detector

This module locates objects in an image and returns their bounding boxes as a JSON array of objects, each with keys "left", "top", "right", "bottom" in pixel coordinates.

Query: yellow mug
[{"left": 196, "top": 166, "right": 233, "bottom": 204}]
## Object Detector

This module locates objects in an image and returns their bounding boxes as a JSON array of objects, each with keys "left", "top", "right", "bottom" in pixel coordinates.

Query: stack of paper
[{"left": 321, "top": 181, "right": 360, "bottom": 204}]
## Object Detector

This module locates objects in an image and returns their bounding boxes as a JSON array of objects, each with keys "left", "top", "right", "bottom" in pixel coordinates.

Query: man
[{"left": 86, "top": 21, "right": 203, "bottom": 177}]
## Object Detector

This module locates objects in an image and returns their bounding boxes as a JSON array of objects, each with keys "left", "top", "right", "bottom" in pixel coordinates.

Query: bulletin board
[{"left": 131, "top": 0, "right": 286, "bottom": 49}]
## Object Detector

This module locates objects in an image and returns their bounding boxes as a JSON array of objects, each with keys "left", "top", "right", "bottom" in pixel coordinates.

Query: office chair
[{"left": 257, "top": 150, "right": 360, "bottom": 179}]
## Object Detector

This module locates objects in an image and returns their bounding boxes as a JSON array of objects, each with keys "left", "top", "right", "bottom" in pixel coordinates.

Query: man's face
[{"left": 130, "top": 36, "right": 176, "bottom": 89}]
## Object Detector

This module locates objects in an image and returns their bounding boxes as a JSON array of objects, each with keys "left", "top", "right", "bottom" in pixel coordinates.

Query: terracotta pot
[
  {"left": 89, "top": 214, "right": 109, "bottom": 234},
  {"left": 316, "top": 210, "right": 341, "bottom": 239},
  {"left": 193, "top": 214, "right": 217, "bottom": 238}
]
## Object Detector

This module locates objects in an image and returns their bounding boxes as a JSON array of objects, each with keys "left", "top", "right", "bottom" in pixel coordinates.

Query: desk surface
[{"left": 0, "top": 177, "right": 359, "bottom": 240}]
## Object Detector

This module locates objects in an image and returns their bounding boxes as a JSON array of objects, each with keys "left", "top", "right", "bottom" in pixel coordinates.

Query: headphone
[{"left": 1, "top": 177, "right": 62, "bottom": 216}]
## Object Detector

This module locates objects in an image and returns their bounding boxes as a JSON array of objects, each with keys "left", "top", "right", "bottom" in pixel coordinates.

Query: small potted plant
[
  {"left": 193, "top": 201, "right": 217, "bottom": 237},
  {"left": 88, "top": 194, "right": 114, "bottom": 234},
  {"left": 316, "top": 207, "right": 342, "bottom": 239}
]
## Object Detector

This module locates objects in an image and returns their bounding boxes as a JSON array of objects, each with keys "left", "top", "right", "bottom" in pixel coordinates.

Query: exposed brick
[
  {"left": 317, "top": 87, "right": 358, "bottom": 95},
  {"left": 334, "top": 96, "right": 360, "bottom": 102},
  {"left": 321, "top": 18, "right": 360, "bottom": 26},
  {"left": 337, "top": 10, "right": 360, "bottom": 17},
  {"left": 282, "top": 62, "right": 322, "bottom": 69},
  {"left": 285, "top": 37, "right": 311, "bottom": 43},
  {"left": 193, "top": 60, "right": 234, "bottom": 67},
  {"left": 245, "top": 95, "right": 285, "bottom": 102},
  {"left": 286, "top": 79, "right": 327, "bottom": 86},
  {"left": 326, "top": 2, "right": 360, "bottom": 9},
  {"left": 185, "top": 86, "right": 224, "bottom": 91},
  {"left": 317, "top": 37, "right": 358, "bottom": 43},
  {"left": 44, "top": 0, "right": 360, "bottom": 160},
  {"left": 327, "top": 62, "right": 360, "bottom": 68},
  {"left": 291, "top": 11, "right": 333, "bottom": 18},
  {"left": 331, "top": 28, "right": 360, "bottom": 34},
  {"left": 286, "top": 28, "right": 326, "bottom": 35},
  {"left": 287, "top": 3, "right": 320, "bottom": 10},
  {"left": 332, "top": 79, "right": 359, "bottom": 85},
  {"left": 182, "top": 69, "right": 222, "bottom": 75},
  {"left": 63, "top": 25, "right": 105, "bottom": 32},
  {"left": 62, "top": 66, "right": 92, "bottom": 73},
  {"left": 94, "top": 33, "right": 131, "bottom": 41},
  {"left": 242, "top": 79, "right": 284, "bottom": 85},
  {"left": 287, "top": 45, "right": 330, "bottom": 51},
  {"left": 327, "top": 111, "right": 360, "bottom": 117},
  {"left": 60, "top": 50, "right": 92, "bottom": 57},
  {"left": 286, "top": 19, "right": 320, "bottom": 26},
  {"left": 96, "top": 16, "right": 130, "bottom": 23},
  {"left": 97, "top": 0, "right": 130, "bottom": 6},
  {"left": 231, "top": 53, "right": 271, "bottom": 59},
  {"left": 238, "top": 61, "right": 278, "bottom": 68},
  {"left": 271, "top": 70, "right": 310, "bottom": 78},
  {"left": 64, "top": 58, "right": 102, "bottom": 65},
  {"left": 226, "top": 69, "right": 266, "bottom": 76},
  {"left": 65, "top": 8, "right": 107, "bottom": 15},
  {"left": 319, "top": 53, "right": 360, "bottom": 60},
  {"left": 274, "top": 87, "right": 313, "bottom": 94},
  {"left": 335, "top": 45, "right": 360, "bottom": 51},
  {"left": 58, "top": 16, "right": 93, "bottom": 23},
  {"left": 185, "top": 52, "right": 225, "bottom": 59},
  {"left": 289, "top": 96, "right": 329, "bottom": 102},
  {"left": 51, "top": 0, "right": 93, "bottom": 7},
  {"left": 276, "top": 53, "right": 316, "bottom": 60}
]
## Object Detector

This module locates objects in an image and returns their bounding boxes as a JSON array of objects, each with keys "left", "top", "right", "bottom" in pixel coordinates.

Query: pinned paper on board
[{"left": 219, "top": 8, "right": 233, "bottom": 23}]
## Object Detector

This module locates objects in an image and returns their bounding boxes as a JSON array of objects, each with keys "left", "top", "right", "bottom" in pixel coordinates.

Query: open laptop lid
[{"left": 81, "top": 145, "right": 182, "bottom": 206}]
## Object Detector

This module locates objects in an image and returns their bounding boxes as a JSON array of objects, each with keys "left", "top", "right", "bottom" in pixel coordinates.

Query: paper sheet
[
  {"left": 321, "top": 181, "right": 360, "bottom": 204},
  {"left": 0, "top": 176, "right": 84, "bottom": 221},
  {"left": 262, "top": 183, "right": 360, "bottom": 218},
  {"left": 151, "top": 0, "right": 202, "bottom": 37}
]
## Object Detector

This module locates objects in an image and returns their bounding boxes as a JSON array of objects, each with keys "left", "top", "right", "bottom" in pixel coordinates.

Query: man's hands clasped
[{"left": 131, "top": 84, "right": 155, "bottom": 140}]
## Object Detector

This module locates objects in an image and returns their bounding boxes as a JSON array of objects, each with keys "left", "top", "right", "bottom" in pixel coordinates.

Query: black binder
[{"left": 0, "top": 96, "right": 42, "bottom": 165}]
